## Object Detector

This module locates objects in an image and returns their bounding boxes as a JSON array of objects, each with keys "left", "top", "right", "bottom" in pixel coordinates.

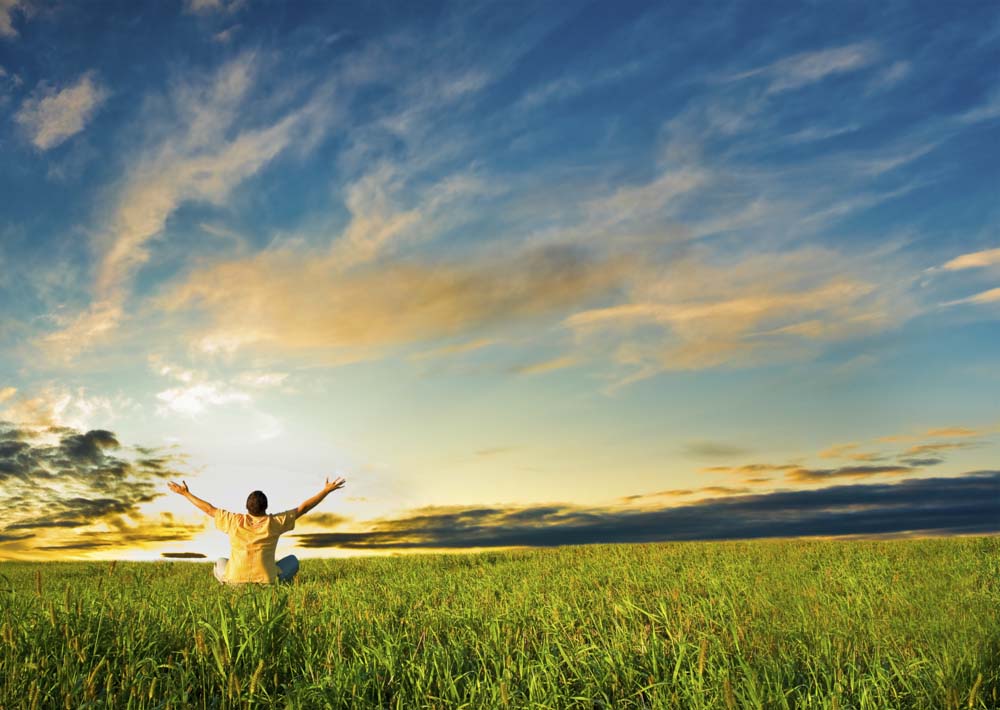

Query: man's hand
[
  {"left": 324, "top": 476, "right": 346, "bottom": 493},
  {"left": 168, "top": 480, "right": 190, "bottom": 495}
]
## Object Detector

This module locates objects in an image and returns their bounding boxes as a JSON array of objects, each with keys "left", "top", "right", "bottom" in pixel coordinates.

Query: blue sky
[{"left": 1, "top": 0, "right": 998, "bottom": 559}]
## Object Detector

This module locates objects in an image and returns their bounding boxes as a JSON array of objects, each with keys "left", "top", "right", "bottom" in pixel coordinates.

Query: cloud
[
  {"left": 901, "top": 440, "right": 979, "bottom": 457},
  {"left": 728, "top": 43, "right": 877, "bottom": 94},
  {"left": 517, "top": 61, "right": 641, "bottom": 110},
  {"left": 941, "top": 248, "right": 1000, "bottom": 271},
  {"left": 184, "top": 0, "right": 244, "bottom": 14},
  {"left": 702, "top": 426, "right": 990, "bottom": 487},
  {"left": 785, "top": 464, "right": 912, "bottom": 483},
  {"left": 0, "top": 386, "right": 138, "bottom": 431},
  {"left": 766, "top": 44, "right": 878, "bottom": 93},
  {"left": 0, "top": 0, "right": 26, "bottom": 37},
  {"left": 818, "top": 443, "right": 885, "bottom": 462},
  {"left": 234, "top": 372, "right": 288, "bottom": 388},
  {"left": 299, "top": 512, "right": 349, "bottom": 528},
  {"left": 944, "top": 288, "right": 1000, "bottom": 307},
  {"left": 565, "top": 247, "right": 910, "bottom": 381},
  {"left": 160, "top": 243, "right": 626, "bottom": 361},
  {"left": 156, "top": 382, "right": 250, "bottom": 417},
  {"left": 959, "top": 88, "right": 1000, "bottom": 124},
  {"left": 330, "top": 164, "right": 489, "bottom": 269},
  {"left": 150, "top": 358, "right": 285, "bottom": 426},
  {"left": 868, "top": 60, "right": 911, "bottom": 91},
  {"left": 702, "top": 463, "right": 798, "bottom": 477},
  {"left": 625, "top": 485, "right": 756, "bottom": 501},
  {"left": 293, "top": 471, "right": 1000, "bottom": 549},
  {"left": 703, "top": 462, "right": 916, "bottom": 485},
  {"left": 878, "top": 426, "right": 985, "bottom": 443},
  {"left": 899, "top": 457, "right": 945, "bottom": 467},
  {"left": 582, "top": 168, "right": 707, "bottom": 231},
  {"left": 0, "top": 422, "right": 199, "bottom": 557},
  {"left": 924, "top": 427, "right": 981, "bottom": 438},
  {"left": 510, "top": 355, "right": 578, "bottom": 376},
  {"left": 681, "top": 441, "right": 753, "bottom": 459},
  {"left": 15, "top": 72, "right": 108, "bottom": 150},
  {"left": 161, "top": 552, "right": 207, "bottom": 558},
  {"left": 39, "top": 55, "right": 333, "bottom": 360}
]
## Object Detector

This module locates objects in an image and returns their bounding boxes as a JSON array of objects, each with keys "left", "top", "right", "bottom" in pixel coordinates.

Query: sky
[{"left": 1, "top": 0, "right": 998, "bottom": 561}]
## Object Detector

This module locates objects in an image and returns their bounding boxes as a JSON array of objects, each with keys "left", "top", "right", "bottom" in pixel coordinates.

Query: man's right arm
[{"left": 168, "top": 480, "right": 218, "bottom": 516}]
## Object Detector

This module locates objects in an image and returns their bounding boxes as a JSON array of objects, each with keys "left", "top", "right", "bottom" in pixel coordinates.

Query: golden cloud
[
  {"left": 158, "top": 243, "right": 626, "bottom": 358},
  {"left": 565, "top": 247, "right": 914, "bottom": 377}
]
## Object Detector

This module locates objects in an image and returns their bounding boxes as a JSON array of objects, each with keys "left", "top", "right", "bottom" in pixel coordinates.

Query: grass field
[{"left": 1, "top": 537, "right": 997, "bottom": 709}]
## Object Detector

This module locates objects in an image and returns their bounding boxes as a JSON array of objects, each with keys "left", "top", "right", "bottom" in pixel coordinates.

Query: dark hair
[{"left": 246, "top": 490, "right": 268, "bottom": 516}]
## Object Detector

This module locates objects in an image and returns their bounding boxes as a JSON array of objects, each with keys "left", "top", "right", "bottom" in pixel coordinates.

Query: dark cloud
[
  {"left": 59, "top": 429, "right": 119, "bottom": 464},
  {"left": 7, "top": 519, "right": 84, "bottom": 529},
  {"left": 899, "top": 457, "right": 945, "bottom": 467},
  {"left": 301, "top": 513, "right": 350, "bottom": 528},
  {"left": 161, "top": 552, "right": 207, "bottom": 559},
  {"left": 681, "top": 441, "right": 753, "bottom": 459},
  {"left": 293, "top": 471, "right": 1000, "bottom": 550},
  {"left": 0, "top": 422, "right": 195, "bottom": 554}
]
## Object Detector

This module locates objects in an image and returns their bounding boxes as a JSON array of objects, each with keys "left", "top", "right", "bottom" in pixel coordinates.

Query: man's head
[{"left": 246, "top": 490, "right": 268, "bottom": 516}]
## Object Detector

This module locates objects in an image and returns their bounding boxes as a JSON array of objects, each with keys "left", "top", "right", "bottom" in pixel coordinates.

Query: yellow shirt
[{"left": 214, "top": 508, "right": 297, "bottom": 584}]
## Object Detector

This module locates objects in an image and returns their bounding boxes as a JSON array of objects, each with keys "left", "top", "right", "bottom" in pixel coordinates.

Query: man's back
[{"left": 214, "top": 509, "right": 297, "bottom": 583}]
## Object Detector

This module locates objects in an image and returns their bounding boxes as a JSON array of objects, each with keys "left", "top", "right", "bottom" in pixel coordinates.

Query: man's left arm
[
  {"left": 296, "top": 477, "right": 346, "bottom": 518},
  {"left": 168, "top": 480, "right": 218, "bottom": 516}
]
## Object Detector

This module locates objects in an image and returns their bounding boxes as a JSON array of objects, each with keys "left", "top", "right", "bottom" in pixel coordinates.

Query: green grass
[{"left": 1, "top": 537, "right": 997, "bottom": 709}]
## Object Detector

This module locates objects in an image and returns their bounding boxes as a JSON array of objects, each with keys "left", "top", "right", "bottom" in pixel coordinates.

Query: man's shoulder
[
  {"left": 271, "top": 509, "right": 297, "bottom": 532},
  {"left": 214, "top": 508, "right": 240, "bottom": 530}
]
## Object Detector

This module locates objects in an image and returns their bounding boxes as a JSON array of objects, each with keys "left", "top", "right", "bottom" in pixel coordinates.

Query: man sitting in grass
[{"left": 167, "top": 477, "right": 346, "bottom": 584}]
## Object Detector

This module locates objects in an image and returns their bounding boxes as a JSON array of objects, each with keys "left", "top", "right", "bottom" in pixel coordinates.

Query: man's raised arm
[
  {"left": 168, "top": 480, "right": 217, "bottom": 516},
  {"left": 296, "top": 477, "right": 346, "bottom": 518}
]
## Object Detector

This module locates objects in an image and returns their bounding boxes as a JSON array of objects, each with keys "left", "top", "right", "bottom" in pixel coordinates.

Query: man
[{"left": 167, "top": 476, "right": 346, "bottom": 584}]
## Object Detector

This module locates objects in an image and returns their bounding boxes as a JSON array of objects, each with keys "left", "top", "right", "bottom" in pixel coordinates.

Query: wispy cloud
[
  {"left": 941, "top": 247, "right": 1000, "bottom": 271},
  {"left": 959, "top": 87, "right": 1000, "bottom": 124},
  {"left": 184, "top": 0, "right": 244, "bottom": 15},
  {"left": 15, "top": 72, "right": 108, "bottom": 150},
  {"left": 866, "top": 60, "right": 911, "bottom": 93},
  {"left": 0, "top": 0, "right": 26, "bottom": 38},
  {"left": 565, "top": 247, "right": 911, "bottom": 382},
  {"left": 786, "top": 464, "right": 912, "bottom": 483},
  {"left": 160, "top": 243, "right": 626, "bottom": 361},
  {"left": 510, "top": 355, "right": 578, "bottom": 376},
  {"left": 727, "top": 43, "right": 878, "bottom": 94},
  {"left": 818, "top": 443, "right": 886, "bottom": 462},
  {"left": 767, "top": 43, "right": 878, "bottom": 93},
  {"left": 944, "top": 288, "right": 1000, "bottom": 307},
  {"left": 39, "top": 55, "right": 333, "bottom": 360},
  {"left": 516, "top": 61, "right": 640, "bottom": 110}
]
